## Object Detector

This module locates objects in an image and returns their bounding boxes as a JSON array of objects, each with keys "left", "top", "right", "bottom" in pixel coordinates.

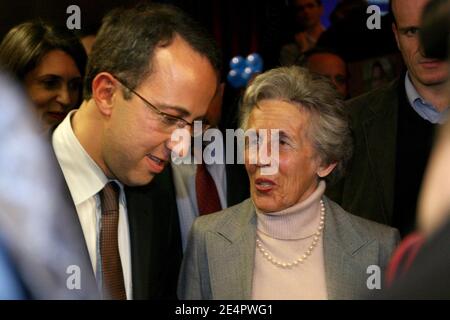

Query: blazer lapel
[
  {"left": 206, "top": 200, "right": 256, "bottom": 299},
  {"left": 323, "top": 198, "right": 379, "bottom": 299}
]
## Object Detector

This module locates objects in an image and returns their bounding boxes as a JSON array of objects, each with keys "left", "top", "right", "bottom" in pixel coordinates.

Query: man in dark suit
[
  {"left": 377, "top": 0, "right": 450, "bottom": 298},
  {"left": 51, "top": 4, "right": 221, "bottom": 299},
  {"left": 327, "top": 0, "right": 449, "bottom": 237}
]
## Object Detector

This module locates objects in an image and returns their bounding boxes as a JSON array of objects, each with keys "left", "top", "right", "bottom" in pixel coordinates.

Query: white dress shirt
[{"left": 52, "top": 110, "right": 132, "bottom": 299}]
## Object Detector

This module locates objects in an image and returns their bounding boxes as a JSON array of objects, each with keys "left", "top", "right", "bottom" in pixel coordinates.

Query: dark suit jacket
[
  {"left": 52, "top": 145, "right": 182, "bottom": 300},
  {"left": 327, "top": 78, "right": 404, "bottom": 226},
  {"left": 124, "top": 180, "right": 182, "bottom": 299}
]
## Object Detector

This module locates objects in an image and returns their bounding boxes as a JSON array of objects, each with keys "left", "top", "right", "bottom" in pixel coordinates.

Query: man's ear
[{"left": 92, "top": 72, "right": 117, "bottom": 117}]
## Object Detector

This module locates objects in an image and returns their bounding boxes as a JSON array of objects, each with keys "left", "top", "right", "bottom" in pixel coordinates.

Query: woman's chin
[{"left": 252, "top": 195, "right": 280, "bottom": 213}]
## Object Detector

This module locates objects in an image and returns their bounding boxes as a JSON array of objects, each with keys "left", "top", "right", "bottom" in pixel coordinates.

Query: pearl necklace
[{"left": 255, "top": 199, "right": 325, "bottom": 269}]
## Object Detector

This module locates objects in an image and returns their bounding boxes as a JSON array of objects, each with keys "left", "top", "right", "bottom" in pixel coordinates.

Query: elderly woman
[{"left": 178, "top": 66, "right": 400, "bottom": 300}]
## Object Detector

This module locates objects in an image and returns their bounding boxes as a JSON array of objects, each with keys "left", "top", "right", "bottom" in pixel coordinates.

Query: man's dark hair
[
  {"left": 84, "top": 3, "right": 222, "bottom": 100},
  {"left": 420, "top": 0, "right": 450, "bottom": 60}
]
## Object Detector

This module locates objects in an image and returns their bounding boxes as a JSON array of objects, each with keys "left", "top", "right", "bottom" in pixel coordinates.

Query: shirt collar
[
  {"left": 52, "top": 110, "right": 119, "bottom": 205},
  {"left": 405, "top": 72, "right": 449, "bottom": 124}
]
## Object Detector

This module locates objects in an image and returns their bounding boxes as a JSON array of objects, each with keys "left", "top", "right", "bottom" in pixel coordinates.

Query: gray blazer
[{"left": 178, "top": 197, "right": 400, "bottom": 300}]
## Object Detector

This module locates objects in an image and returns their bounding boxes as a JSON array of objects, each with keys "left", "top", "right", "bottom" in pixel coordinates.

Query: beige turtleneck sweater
[{"left": 251, "top": 181, "right": 327, "bottom": 300}]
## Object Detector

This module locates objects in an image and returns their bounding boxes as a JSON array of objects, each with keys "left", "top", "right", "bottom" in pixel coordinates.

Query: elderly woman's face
[{"left": 245, "top": 99, "right": 333, "bottom": 213}]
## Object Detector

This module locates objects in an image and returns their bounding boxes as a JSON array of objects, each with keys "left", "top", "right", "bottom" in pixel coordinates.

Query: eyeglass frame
[{"left": 112, "top": 75, "right": 210, "bottom": 134}]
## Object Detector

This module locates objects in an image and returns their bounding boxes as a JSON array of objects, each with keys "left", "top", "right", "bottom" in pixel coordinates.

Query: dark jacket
[
  {"left": 327, "top": 76, "right": 436, "bottom": 236},
  {"left": 327, "top": 78, "right": 402, "bottom": 225}
]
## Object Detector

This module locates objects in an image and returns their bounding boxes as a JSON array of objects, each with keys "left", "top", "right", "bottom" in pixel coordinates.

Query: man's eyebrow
[{"left": 158, "top": 104, "right": 191, "bottom": 118}]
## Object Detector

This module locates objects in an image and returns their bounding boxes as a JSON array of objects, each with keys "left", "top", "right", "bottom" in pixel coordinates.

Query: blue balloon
[
  {"left": 227, "top": 69, "right": 245, "bottom": 88},
  {"left": 240, "top": 67, "right": 254, "bottom": 83},
  {"left": 229, "top": 55, "right": 246, "bottom": 71},
  {"left": 246, "top": 53, "right": 263, "bottom": 73}
]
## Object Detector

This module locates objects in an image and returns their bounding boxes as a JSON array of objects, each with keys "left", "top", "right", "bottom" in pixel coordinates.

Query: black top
[{"left": 393, "top": 88, "right": 436, "bottom": 236}]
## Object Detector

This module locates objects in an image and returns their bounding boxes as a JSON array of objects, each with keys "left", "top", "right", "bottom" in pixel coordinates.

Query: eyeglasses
[{"left": 112, "top": 75, "right": 210, "bottom": 135}]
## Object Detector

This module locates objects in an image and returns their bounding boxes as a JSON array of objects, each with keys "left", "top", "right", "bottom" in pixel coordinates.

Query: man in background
[
  {"left": 298, "top": 47, "right": 349, "bottom": 98},
  {"left": 327, "top": 0, "right": 449, "bottom": 236},
  {"left": 280, "top": 0, "right": 326, "bottom": 66}
]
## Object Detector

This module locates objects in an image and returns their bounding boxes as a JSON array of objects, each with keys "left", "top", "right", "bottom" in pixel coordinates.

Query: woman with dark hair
[{"left": 0, "top": 21, "right": 87, "bottom": 130}]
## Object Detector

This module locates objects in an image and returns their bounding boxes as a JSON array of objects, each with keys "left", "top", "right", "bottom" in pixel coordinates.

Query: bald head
[{"left": 306, "top": 52, "right": 349, "bottom": 98}]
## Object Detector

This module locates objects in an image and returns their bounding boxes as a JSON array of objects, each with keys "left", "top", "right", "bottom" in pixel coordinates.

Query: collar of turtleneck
[{"left": 255, "top": 181, "right": 326, "bottom": 240}]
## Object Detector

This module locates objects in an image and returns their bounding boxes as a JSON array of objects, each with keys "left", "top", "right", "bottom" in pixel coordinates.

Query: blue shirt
[{"left": 405, "top": 73, "right": 449, "bottom": 124}]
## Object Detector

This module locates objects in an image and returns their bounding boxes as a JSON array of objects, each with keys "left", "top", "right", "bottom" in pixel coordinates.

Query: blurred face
[
  {"left": 418, "top": 123, "right": 450, "bottom": 236},
  {"left": 392, "top": 0, "right": 449, "bottom": 87},
  {"left": 102, "top": 36, "right": 218, "bottom": 186},
  {"left": 24, "top": 49, "right": 82, "bottom": 130},
  {"left": 245, "top": 99, "right": 334, "bottom": 213},
  {"left": 307, "top": 53, "right": 348, "bottom": 98},
  {"left": 294, "top": 0, "right": 324, "bottom": 29}
]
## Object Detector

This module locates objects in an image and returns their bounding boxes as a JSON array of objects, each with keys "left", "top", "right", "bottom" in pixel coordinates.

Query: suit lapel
[
  {"left": 206, "top": 200, "right": 256, "bottom": 299},
  {"left": 126, "top": 167, "right": 182, "bottom": 299},
  {"left": 49, "top": 132, "right": 98, "bottom": 295},
  {"left": 323, "top": 198, "right": 379, "bottom": 299},
  {"left": 126, "top": 185, "right": 152, "bottom": 299},
  {"left": 361, "top": 80, "right": 399, "bottom": 223}
]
